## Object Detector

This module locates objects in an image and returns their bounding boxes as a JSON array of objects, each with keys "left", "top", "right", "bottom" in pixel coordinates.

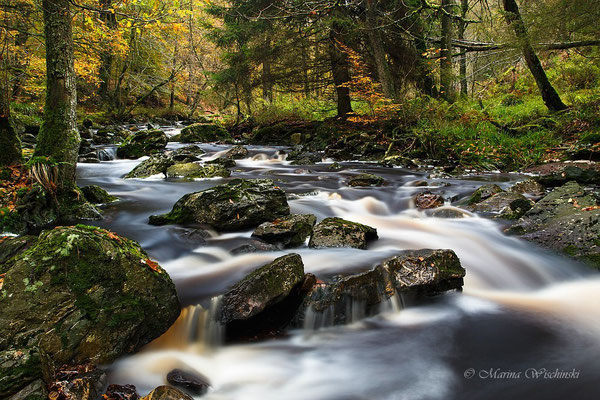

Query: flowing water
[{"left": 77, "top": 134, "right": 600, "bottom": 400}]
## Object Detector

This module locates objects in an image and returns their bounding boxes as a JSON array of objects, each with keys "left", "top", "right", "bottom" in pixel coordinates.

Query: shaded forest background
[{"left": 1, "top": 0, "right": 600, "bottom": 171}]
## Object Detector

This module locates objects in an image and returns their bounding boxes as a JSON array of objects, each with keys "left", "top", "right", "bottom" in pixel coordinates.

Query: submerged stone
[
  {"left": 309, "top": 217, "right": 378, "bottom": 249},
  {"left": 149, "top": 179, "right": 290, "bottom": 231}
]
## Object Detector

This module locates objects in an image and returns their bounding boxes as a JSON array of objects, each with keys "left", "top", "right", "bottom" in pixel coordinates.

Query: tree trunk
[
  {"left": 262, "top": 38, "right": 273, "bottom": 103},
  {"left": 300, "top": 26, "right": 311, "bottom": 98},
  {"left": 329, "top": 20, "right": 353, "bottom": 118},
  {"left": 365, "top": 0, "right": 396, "bottom": 99},
  {"left": 502, "top": 0, "right": 566, "bottom": 112},
  {"left": 1, "top": 53, "right": 21, "bottom": 166},
  {"left": 440, "top": 0, "right": 455, "bottom": 102},
  {"left": 36, "top": 0, "right": 79, "bottom": 189},
  {"left": 458, "top": 0, "right": 468, "bottom": 97},
  {"left": 99, "top": 0, "right": 117, "bottom": 103}
]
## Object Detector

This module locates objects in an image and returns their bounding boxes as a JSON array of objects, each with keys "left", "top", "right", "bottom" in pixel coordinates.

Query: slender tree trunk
[
  {"left": 300, "top": 26, "right": 311, "bottom": 98},
  {"left": 365, "top": 0, "right": 396, "bottom": 99},
  {"left": 11, "top": 4, "right": 33, "bottom": 99},
  {"left": 36, "top": 0, "right": 79, "bottom": 189},
  {"left": 99, "top": 0, "right": 117, "bottom": 103},
  {"left": 329, "top": 20, "right": 353, "bottom": 118},
  {"left": 458, "top": 0, "right": 468, "bottom": 97},
  {"left": 262, "top": 38, "right": 273, "bottom": 103},
  {"left": 1, "top": 48, "right": 21, "bottom": 166},
  {"left": 502, "top": 0, "right": 566, "bottom": 111},
  {"left": 440, "top": 0, "right": 455, "bottom": 102}
]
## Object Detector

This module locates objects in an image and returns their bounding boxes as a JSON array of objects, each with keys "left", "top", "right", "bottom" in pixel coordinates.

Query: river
[{"left": 76, "top": 134, "right": 600, "bottom": 400}]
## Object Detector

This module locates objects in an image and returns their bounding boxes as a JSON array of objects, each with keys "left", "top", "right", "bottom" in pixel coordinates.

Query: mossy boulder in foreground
[
  {"left": 309, "top": 217, "right": 378, "bottom": 249},
  {"left": 81, "top": 185, "right": 118, "bottom": 204},
  {"left": 117, "top": 129, "right": 168, "bottom": 159},
  {"left": 0, "top": 225, "right": 180, "bottom": 398},
  {"left": 180, "top": 123, "right": 232, "bottom": 143},
  {"left": 149, "top": 179, "right": 290, "bottom": 231}
]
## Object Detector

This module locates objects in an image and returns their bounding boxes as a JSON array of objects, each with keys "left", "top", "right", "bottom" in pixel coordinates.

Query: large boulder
[
  {"left": 309, "top": 217, "right": 378, "bottom": 249},
  {"left": 510, "top": 181, "right": 600, "bottom": 267},
  {"left": 117, "top": 130, "right": 168, "bottom": 159},
  {"left": 166, "top": 163, "right": 230, "bottom": 180},
  {"left": 296, "top": 249, "right": 465, "bottom": 326},
  {"left": 149, "top": 179, "right": 290, "bottom": 231},
  {"left": 217, "top": 254, "right": 311, "bottom": 342},
  {"left": 252, "top": 214, "right": 317, "bottom": 248},
  {"left": 94, "top": 125, "right": 129, "bottom": 145},
  {"left": 223, "top": 145, "right": 249, "bottom": 160},
  {"left": 0, "top": 225, "right": 180, "bottom": 397},
  {"left": 219, "top": 254, "right": 304, "bottom": 323},
  {"left": 166, "top": 145, "right": 205, "bottom": 163},
  {"left": 180, "top": 123, "right": 232, "bottom": 143}
]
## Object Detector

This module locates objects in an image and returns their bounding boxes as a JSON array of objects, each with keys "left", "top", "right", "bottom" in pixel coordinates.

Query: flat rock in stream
[
  {"left": 309, "top": 217, "right": 378, "bottom": 249},
  {"left": 468, "top": 184, "right": 504, "bottom": 205},
  {"left": 414, "top": 191, "right": 444, "bottom": 209},
  {"left": 125, "top": 154, "right": 175, "bottom": 178},
  {"left": 0, "top": 225, "right": 180, "bottom": 398},
  {"left": 348, "top": 173, "right": 385, "bottom": 187},
  {"left": 252, "top": 214, "right": 317, "bottom": 248},
  {"left": 149, "top": 179, "right": 290, "bottom": 231},
  {"left": 470, "top": 192, "right": 533, "bottom": 219},
  {"left": 166, "top": 163, "right": 230, "bottom": 179},
  {"left": 509, "top": 181, "right": 600, "bottom": 268},
  {"left": 295, "top": 249, "right": 465, "bottom": 326}
]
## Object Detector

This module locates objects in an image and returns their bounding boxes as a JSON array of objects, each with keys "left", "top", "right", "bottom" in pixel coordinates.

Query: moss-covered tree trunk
[
  {"left": 36, "top": 0, "right": 80, "bottom": 189},
  {"left": 502, "top": 0, "right": 567, "bottom": 112},
  {"left": 99, "top": 0, "right": 117, "bottom": 103}
]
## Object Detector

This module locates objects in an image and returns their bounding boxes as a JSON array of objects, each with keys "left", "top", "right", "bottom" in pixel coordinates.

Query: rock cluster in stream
[
  {"left": 215, "top": 250, "right": 466, "bottom": 343},
  {"left": 0, "top": 225, "right": 180, "bottom": 399}
]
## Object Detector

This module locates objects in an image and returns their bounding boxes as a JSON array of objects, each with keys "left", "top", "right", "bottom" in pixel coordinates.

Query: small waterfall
[
  {"left": 148, "top": 296, "right": 224, "bottom": 351},
  {"left": 98, "top": 147, "right": 117, "bottom": 161}
]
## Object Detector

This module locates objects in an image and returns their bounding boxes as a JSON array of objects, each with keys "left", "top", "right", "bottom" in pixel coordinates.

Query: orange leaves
[
  {"left": 0, "top": 273, "right": 5, "bottom": 290},
  {"left": 582, "top": 206, "right": 600, "bottom": 211},
  {"left": 0, "top": 165, "right": 31, "bottom": 212},
  {"left": 145, "top": 258, "right": 163, "bottom": 274}
]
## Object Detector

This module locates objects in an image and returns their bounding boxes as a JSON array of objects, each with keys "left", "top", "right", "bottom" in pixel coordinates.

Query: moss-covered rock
[
  {"left": 81, "top": 185, "right": 118, "bottom": 204},
  {"left": 166, "top": 145, "right": 205, "bottom": 162},
  {"left": 180, "top": 123, "right": 232, "bottom": 143},
  {"left": 309, "top": 217, "right": 378, "bottom": 249},
  {"left": 0, "top": 235, "right": 37, "bottom": 269},
  {"left": 149, "top": 179, "right": 290, "bottom": 231},
  {"left": 252, "top": 214, "right": 317, "bottom": 248},
  {"left": 348, "top": 173, "right": 385, "bottom": 187},
  {"left": 468, "top": 184, "right": 503, "bottom": 205},
  {"left": 224, "top": 145, "right": 249, "bottom": 160},
  {"left": 0, "top": 349, "right": 43, "bottom": 399},
  {"left": 166, "top": 163, "right": 230, "bottom": 179},
  {"left": 508, "top": 179, "right": 545, "bottom": 196},
  {"left": 0, "top": 225, "right": 180, "bottom": 398},
  {"left": 249, "top": 121, "right": 317, "bottom": 146},
  {"left": 219, "top": 254, "right": 305, "bottom": 323},
  {"left": 116, "top": 130, "right": 168, "bottom": 159},
  {"left": 93, "top": 126, "right": 129, "bottom": 145},
  {"left": 125, "top": 155, "right": 175, "bottom": 179},
  {"left": 206, "top": 156, "right": 236, "bottom": 168}
]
